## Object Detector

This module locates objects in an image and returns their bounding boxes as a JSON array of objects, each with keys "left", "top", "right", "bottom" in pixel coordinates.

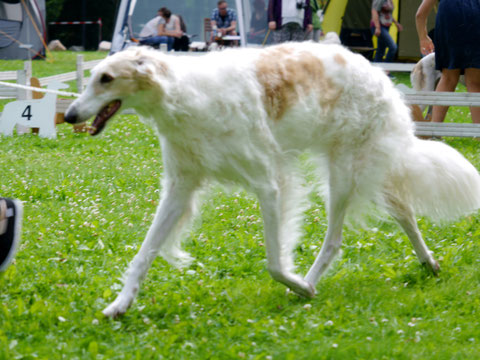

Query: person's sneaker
[{"left": 0, "top": 198, "right": 23, "bottom": 272}]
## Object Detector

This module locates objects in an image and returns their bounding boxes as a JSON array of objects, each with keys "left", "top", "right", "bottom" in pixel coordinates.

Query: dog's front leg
[
  {"left": 103, "top": 180, "right": 197, "bottom": 317},
  {"left": 257, "top": 186, "right": 315, "bottom": 298}
]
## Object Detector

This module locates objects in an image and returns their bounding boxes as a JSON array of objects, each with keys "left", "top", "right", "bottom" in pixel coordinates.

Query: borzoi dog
[
  {"left": 411, "top": 52, "right": 465, "bottom": 114},
  {"left": 65, "top": 44, "right": 480, "bottom": 317},
  {"left": 411, "top": 53, "right": 441, "bottom": 97}
]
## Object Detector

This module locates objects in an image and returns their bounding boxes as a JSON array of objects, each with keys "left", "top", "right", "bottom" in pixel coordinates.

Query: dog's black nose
[{"left": 64, "top": 108, "right": 78, "bottom": 124}]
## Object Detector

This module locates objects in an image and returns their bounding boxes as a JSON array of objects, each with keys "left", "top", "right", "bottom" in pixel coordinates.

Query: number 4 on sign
[
  {"left": 0, "top": 81, "right": 69, "bottom": 139},
  {"left": 22, "top": 105, "right": 33, "bottom": 121}
]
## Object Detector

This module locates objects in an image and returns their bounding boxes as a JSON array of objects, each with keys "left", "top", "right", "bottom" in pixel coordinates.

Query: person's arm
[
  {"left": 225, "top": 20, "right": 237, "bottom": 34},
  {"left": 393, "top": 18, "right": 403, "bottom": 32},
  {"left": 157, "top": 22, "right": 165, "bottom": 36},
  {"left": 211, "top": 8, "right": 219, "bottom": 37},
  {"left": 158, "top": 18, "right": 182, "bottom": 38},
  {"left": 305, "top": 0, "right": 313, "bottom": 33},
  {"left": 416, "top": 0, "right": 436, "bottom": 55},
  {"left": 371, "top": 8, "right": 381, "bottom": 37},
  {"left": 219, "top": 10, "right": 238, "bottom": 35},
  {"left": 167, "top": 17, "right": 183, "bottom": 38},
  {"left": 219, "top": 20, "right": 237, "bottom": 35},
  {"left": 268, "top": 0, "right": 276, "bottom": 30}
]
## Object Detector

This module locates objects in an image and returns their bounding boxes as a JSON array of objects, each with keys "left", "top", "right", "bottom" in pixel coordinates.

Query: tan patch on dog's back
[
  {"left": 334, "top": 53, "right": 347, "bottom": 66},
  {"left": 255, "top": 46, "right": 343, "bottom": 120}
]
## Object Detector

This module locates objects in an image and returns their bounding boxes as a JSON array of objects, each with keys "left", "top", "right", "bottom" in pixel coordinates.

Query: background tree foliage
[{"left": 46, "top": 0, "right": 121, "bottom": 50}]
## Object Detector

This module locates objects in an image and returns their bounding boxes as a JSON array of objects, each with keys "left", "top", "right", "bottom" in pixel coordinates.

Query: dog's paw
[
  {"left": 289, "top": 279, "right": 316, "bottom": 299},
  {"left": 102, "top": 295, "right": 133, "bottom": 318},
  {"left": 423, "top": 259, "right": 441, "bottom": 276}
]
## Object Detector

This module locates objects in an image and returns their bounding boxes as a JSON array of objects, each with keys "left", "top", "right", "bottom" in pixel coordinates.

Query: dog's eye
[{"left": 100, "top": 74, "right": 114, "bottom": 84}]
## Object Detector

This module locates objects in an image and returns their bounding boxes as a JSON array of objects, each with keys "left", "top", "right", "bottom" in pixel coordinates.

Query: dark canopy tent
[{"left": 0, "top": 0, "right": 46, "bottom": 59}]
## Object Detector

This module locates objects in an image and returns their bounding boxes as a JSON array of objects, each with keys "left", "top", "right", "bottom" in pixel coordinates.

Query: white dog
[
  {"left": 65, "top": 44, "right": 480, "bottom": 317},
  {"left": 411, "top": 52, "right": 465, "bottom": 112},
  {"left": 411, "top": 53, "right": 441, "bottom": 96}
]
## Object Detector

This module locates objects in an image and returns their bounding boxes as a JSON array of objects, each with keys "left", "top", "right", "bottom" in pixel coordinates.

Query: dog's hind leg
[
  {"left": 305, "top": 164, "right": 352, "bottom": 286},
  {"left": 256, "top": 180, "right": 315, "bottom": 298},
  {"left": 386, "top": 195, "right": 440, "bottom": 275},
  {"left": 103, "top": 179, "right": 197, "bottom": 317}
]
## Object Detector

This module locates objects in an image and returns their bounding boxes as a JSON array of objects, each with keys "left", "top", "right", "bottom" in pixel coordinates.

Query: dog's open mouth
[{"left": 88, "top": 100, "right": 122, "bottom": 136}]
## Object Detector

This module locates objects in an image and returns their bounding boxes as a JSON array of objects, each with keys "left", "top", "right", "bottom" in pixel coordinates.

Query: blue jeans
[
  {"left": 139, "top": 36, "right": 174, "bottom": 51},
  {"left": 371, "top": 26, "right": 397, "bottom": 62}
]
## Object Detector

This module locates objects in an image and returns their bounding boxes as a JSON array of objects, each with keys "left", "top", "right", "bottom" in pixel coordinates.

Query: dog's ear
[
  {"left": 135, "top": 57, "right": 146, "bottom": 69},
  {"left": 132, "top": 53, "right": 169, "bottom": 91},
  {"left": 134, "top": 56, "right": 148, "bottom": 76},
  {"left": 134, "top": 53, "right": 168, "bottom": 78}
]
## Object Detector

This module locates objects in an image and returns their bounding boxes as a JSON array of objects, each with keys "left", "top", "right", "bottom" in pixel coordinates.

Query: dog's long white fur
[{"left": 65, "top": 43, "right": 480, "bottom": 317}]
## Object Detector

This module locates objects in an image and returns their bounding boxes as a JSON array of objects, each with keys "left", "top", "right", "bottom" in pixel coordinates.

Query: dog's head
[{"left": 64, "top": 47, "right": 169, "bottom": 135}]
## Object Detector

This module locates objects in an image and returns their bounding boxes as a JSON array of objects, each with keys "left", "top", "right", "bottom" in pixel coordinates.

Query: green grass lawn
[{"left": 1, "top": 53, "right": 480, "bottom": 359}]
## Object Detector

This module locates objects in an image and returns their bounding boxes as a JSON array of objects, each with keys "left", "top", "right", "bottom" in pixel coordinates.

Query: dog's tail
[
  {"left": 386, "top": 138, "right": 480, "bottom": 221},
  {"left": 410, "top": 61, "right": 426, "bottom": 92}
]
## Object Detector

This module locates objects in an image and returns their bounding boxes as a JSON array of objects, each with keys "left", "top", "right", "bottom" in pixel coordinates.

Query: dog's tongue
[{"left": 89, "top": 100, "right": 122, "bottom": 136}]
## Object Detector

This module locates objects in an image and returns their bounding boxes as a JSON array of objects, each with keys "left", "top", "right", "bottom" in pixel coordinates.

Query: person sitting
[
  {"left": 157, "top": 7, "right": 183, "bottom": 51},
  {"left": 138, "top": 9, "right": 164, "bottom": 44},
  {"left": 173, "top": 15, "right": 190, "bottom": 51},
  {"left": 211, "top": 0, "right": 238, "bottom": 43},
  {"left": 139, "top": 7, "right": 182, "bottom": 51}
]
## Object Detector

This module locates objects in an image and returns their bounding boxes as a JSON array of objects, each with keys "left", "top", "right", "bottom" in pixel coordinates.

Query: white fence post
[
  {"left": 24, "top": 61, "right": 32, "bottom": 99},
  {"left": 16, "top": 69, "right": 27, "bottom": 100},
  {"left": 76, "top": 54, "right": 84, "bottom": 93}
]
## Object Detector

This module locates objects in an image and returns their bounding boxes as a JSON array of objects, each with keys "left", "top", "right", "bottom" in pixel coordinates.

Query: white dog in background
[
  {"left": 411, "top": 53, "right": 441, "bottom": 96},
  {"left": 411, "top": 52, "right": 465, "bottom": 112},
  {"left": 65, "top": 43, "right": 480, "bottom": 317}
]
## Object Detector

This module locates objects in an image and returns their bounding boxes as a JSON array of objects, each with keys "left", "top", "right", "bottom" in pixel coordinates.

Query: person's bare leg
[
  {"left": 464, "top": 68, "right": 480, "bottom": 124},
  {"left": 432, "top": 69, "right": 461, "bottom": 123}
]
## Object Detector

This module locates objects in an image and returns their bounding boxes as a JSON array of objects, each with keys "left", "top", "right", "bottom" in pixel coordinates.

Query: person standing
[
  {"left": 370, "top": 0, "right": 403, "bottom": 63},
  {"left": 416, "top": 0, "right": 480, "bottom": 123},
  {"left": 267, "top": 0, "right": 313, "bottom": 44}
]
